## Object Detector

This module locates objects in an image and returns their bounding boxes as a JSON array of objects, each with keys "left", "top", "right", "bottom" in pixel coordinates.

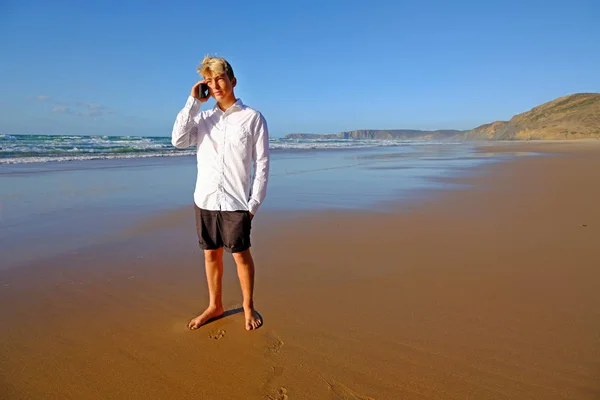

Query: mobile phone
[{"left": 200, "top": 83, "right": 209, "bottom": 99}]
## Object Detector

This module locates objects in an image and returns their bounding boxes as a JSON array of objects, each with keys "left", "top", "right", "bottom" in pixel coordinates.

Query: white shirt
[{"left": 171, "top": 96, "right": 270, "bottom": 215}]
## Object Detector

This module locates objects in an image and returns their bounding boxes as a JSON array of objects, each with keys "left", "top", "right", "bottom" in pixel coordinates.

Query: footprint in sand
[
  {"left": 265, "top": 386, "right": 288, "bottom": 400},
  {"left": 261, "top": 365, "right": 285, "bottom": 392},
  {"left": 327, "top": 380, "right": 375, "bottom": 400},
  {"left": 266, "top": 332, "right": 284, "bottom": 353},
  {"left": 208, "top": 329, "right": 226, "bottom": 340}
]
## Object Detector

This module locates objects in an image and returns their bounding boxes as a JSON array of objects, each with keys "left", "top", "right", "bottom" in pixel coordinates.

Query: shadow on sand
[{"left": 193, "top": 307, "right": 264, "bottom": 330}]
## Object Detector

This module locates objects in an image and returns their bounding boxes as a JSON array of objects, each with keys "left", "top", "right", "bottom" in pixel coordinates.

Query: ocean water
[
  {"left": 0, "top": 137, "right": 534, "bottom": 269},
  {"left": 0, "top": 133, "right": 456, "bottom": 164}
]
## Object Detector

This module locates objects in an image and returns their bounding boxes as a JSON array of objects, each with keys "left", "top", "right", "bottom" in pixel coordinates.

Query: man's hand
[{"left": 191, "top": 81, "right": 210, "bottom": 102}]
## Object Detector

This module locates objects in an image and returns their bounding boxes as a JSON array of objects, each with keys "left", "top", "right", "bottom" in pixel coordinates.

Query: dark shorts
[{"left": 194, "top": 204, "right": 252, "bottom": 253}]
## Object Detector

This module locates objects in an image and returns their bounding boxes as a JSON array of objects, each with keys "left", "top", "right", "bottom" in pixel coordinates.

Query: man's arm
[
  {"left": 248, "top": 113, "right": 270, "bottom": 216},
  {"left": 172, "top": 82, "right": 210, "bottom": 148},
  {"left": 171, "top": 96, "right": 202, "bottom": 149}
]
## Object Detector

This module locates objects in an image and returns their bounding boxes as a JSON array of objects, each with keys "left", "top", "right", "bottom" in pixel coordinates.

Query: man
[{"left": 171, "top": 56, "right": 269, "bottom": 331}]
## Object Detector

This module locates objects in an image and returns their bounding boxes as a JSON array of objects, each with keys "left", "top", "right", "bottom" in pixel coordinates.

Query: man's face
[{"left": 204, "top": 72, "right": 235, "bottom": 102}]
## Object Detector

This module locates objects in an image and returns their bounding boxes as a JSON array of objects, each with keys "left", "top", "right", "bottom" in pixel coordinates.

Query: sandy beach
[{"left": 1, "top": 141, "right": 599, "bottom": 399}]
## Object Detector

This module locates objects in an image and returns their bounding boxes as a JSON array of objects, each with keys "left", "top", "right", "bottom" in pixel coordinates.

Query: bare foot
[
  {"left": 244, "top": 307, "right": 262, "bottom": 331},
  {"left": 188, "top": 305, "right": 224, "bottom": 330}
]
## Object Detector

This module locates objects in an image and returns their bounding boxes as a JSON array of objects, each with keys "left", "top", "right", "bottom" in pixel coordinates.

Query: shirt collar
[{"left": 213, "top": 98, "right": 244, "bottom": 114}]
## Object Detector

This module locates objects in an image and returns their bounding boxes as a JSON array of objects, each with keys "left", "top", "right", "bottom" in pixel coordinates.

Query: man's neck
[{"left": 217, "top": 95, "right": 237, "bottom": 112}]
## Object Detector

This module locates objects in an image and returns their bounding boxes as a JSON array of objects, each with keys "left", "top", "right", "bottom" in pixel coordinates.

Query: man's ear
[{"left": 232, "top": 77, "right": 237, "bottom": 88}]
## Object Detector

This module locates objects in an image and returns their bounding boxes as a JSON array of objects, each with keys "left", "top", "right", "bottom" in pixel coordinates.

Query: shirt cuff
[
  {"left": 248, "top": 200, "right": 260, "bottom": 215},
  {"left": 184, "top": 96, "right": 202, "bottom": 115}
]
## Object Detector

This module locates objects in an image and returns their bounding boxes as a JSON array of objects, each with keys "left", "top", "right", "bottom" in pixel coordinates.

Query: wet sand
[{"left": 1, "top": 141, "right": 599, "bottom": 399}]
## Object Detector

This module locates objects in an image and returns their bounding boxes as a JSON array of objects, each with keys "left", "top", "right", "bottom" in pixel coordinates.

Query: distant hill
[
  {"left": 284, "top": 93, "right": 600, "bottom": 141},
  {"left": 285, "top": 129, "right": 465, "bottom": 140},
  {"left": 466, "top": 93, "right": 600, "bottom": 140}
]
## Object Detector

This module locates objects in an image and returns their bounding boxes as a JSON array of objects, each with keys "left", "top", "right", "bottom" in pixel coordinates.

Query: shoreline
[
  {"left": 3, "top": 137, "right": 599, "bottom": 166},
  {"left": 2, "top": 141, "right": 600, "bottom": 399}
]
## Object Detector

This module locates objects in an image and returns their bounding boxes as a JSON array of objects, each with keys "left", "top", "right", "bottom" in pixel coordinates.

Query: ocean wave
[
  {"left": 1, "top": 151, "right": 197, "bottom": 164},
  {"left": 0, "top": 134, "right": 460, "bottom": 164}
]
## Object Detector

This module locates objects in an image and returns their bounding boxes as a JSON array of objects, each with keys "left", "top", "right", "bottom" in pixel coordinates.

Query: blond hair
[{"left": 197, "top": 56, "right": 235, "bottom": 80}]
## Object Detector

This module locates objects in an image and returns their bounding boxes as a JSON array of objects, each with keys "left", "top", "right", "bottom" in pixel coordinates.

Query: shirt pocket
[{"left": 227, "top": 124, "right": 251, "bottom": 149}]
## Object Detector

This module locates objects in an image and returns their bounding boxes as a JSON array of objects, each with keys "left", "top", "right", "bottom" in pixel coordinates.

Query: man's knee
[
  {"left": 232, "top": 249, "right": 252, "bottom": 265},
  {"left": 204, "top": 248, "right": 223, "bottom": 263}
]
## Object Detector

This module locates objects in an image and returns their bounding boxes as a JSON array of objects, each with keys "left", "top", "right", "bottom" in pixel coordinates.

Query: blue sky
[{"left": 1, "top": 0, "right": 599, "bottom": 138}]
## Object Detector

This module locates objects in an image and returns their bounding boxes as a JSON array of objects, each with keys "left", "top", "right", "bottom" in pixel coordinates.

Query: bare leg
[
  {"left": 188, "top": 248, "right": 225, "bottom": 329},
  {"left": 233, "top": 249, "right": 262, "bottom": 330}
]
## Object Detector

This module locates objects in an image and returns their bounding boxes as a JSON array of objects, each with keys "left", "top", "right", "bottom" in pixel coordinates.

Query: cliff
[
  {"left": 466, "top": 93, "right": 600, "bottom": 140},
  {"left": 285, "top": 130, "right": 465, "bottom": 140},
  {"left": 284, "top": 93, "right": 600, "bottom": 141}
]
